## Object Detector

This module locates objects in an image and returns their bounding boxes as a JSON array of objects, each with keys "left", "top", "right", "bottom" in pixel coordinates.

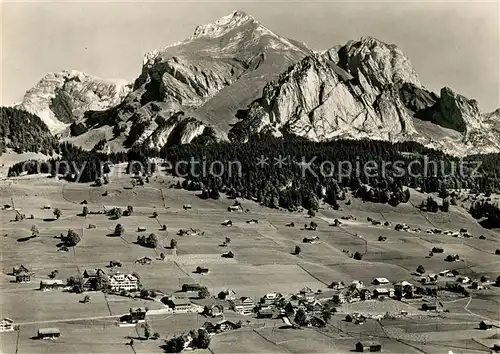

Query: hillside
[{"left": 0, "top": 107, "right": 58, "bottom": 155}]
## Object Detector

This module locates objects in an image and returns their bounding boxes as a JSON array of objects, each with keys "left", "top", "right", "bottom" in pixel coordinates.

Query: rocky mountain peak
[
  {"left": 192, "top": 10, "right": 256, "bottom": 39},
  {"left": 338, "top": 36, "right": 421, "bottom": 89}
]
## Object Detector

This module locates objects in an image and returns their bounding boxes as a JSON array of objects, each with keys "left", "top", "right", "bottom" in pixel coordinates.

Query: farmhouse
[
  {"left": 373, "top": 277, "right": 390, "bottom": 285},
  {"left": 165, "top": 297, "right": 194, "bottom": 313},
  {"left": 0, "top": 318, "right": 14, "bottom": 332},
  {"left": 230, "top": 297, "right": 254, "bottom": 315},
  {"left": 372, "top": 288, "right": 394, "bottom": 298},
  {"left": 303, "top": 236, "right": 320, "bottom": 244},
  {"left": 421, "top": 303, "right": 438, "bottom": 311},
  {"left": 40, "top": 279, "right": 65, "bottom": 291},
  {"left": 218, "top": 289, "right": 237, "bottom": 301},
  {"left": 204, "top": 304, "right": 224, "bottom": 317},
  {"left": 355, "top": 341, "right": 382, "bottom": 352},
  {"left": 135, "top": 256, "right": 153, "bottom": 265},
  {"left": 108, "top": 273, "right": 138, "bottom": 292},
  {"left": 182, "top": 283, "right": 203, "bottom": 292},
  {"left": 38, "top": 327, "right": 60, "bottom": 340},
  {"left": 129, "top": 307, "right": 146, "bottom": 323},
  {"left": 479, "top": 321, "right": 495, "bottom": 330},
  {"left": 13, "top": 265, "right": 31, "bottom": 275},
  {"left": 196, "top": 266, "right": 210, "bottom": 274},
  {"left": 15, "top": 271, "right": 31, "bottom": 283},
  {"left": 457, "top": 276, "right": 470, "bottom": 284}
]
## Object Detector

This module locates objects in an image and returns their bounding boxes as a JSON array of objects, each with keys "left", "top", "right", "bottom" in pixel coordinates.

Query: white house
[
  {"left": 373, "top": 278, "right": 390, "bottom": 285},
  {"left": 0, "top": 318, "right": 14, "bottom": 332},
  {"left": 108, "top": 273, "right": 138, "bottom": 292}
]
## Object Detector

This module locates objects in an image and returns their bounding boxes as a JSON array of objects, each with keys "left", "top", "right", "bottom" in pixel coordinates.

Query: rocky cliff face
[
  {"left": 70, "top": 10, "right": 311, "bottom": 150},
  {"left": 14, "top": 11, "right": 500, "bottom": 155},
  {"left": 230, "top": 37, "right": 500, "bottom": 155},
  {"left": 16, "top": 70, "right": 132, "bottom": 134}
]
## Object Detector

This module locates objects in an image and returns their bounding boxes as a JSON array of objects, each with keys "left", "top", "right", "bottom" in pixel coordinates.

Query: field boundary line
[
  {"left": 14, "top": 325, "right": 21, "bottom": 354},
  {"left": 296, "top": 264, "right": 328, "bottom": 286},
  {"left": 252, "top": 328, "right": 279, "bottom": 346}
]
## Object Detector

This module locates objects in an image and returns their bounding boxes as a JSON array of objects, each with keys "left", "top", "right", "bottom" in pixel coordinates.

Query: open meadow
[{"left": 0, "top": 174, "right": 499, "bottom": 353}]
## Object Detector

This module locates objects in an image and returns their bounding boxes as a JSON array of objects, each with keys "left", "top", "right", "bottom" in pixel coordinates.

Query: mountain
[
  {"left": 66, "top": 10, "right": 311, "bottom": 151},
  {"left": 230, "top": 37, "right": 500, "bottom": 155},
  {"left": 16, "top": 70, "right": 132, "bottom": 134},
  {"left": 12, "top": 11, "right": 500, "bottom": 156}
]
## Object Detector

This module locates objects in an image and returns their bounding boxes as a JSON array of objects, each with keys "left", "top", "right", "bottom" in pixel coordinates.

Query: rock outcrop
[
  {"left": 16, "top": 70, "right": 132, "bottom": 134},
  {"left": 68, "top": 10, "right": 311, "bottom": 150},
  {"left": 230, "top": 37, "right": 500, "bottom": 155}
]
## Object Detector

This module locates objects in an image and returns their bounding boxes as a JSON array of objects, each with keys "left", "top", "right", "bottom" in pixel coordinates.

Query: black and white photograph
[{"left": 1, "top": 0, "right": 499, "bottom": 353}]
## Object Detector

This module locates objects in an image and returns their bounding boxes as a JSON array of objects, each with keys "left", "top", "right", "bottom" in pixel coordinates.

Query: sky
[{"left": 1, "top": 0, "right": 499, "bottom": 112}]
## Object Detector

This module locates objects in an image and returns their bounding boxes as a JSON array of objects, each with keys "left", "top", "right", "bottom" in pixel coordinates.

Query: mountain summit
[{"left": 12, "top": 11, "right": 500, "bottom": 155}]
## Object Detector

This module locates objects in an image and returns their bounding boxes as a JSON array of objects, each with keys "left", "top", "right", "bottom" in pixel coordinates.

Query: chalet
[
  {"left": 284, "top": 300, "right": 306, "bottom": 316},
  {"left": 231, "top": 297, "right": 254, "bottom": 315},
  {"left": 470, "top": 281, "right": 484, "bottom": 290},
  {"left": 332, "top": 292, "right": 346, "bottom": 304},
  {"left": 196, "top": 266, "right": 210, "bottom": 274},
  {"left": 129, "top": 308, "right": 147, "bottom": 323},
  {"left": 360, "top": 289, "right": 372, "bottom": 300},
  {"left": 329, "top": 281, "right": 345, "bottom": 290},
  {"left": 218, "top": 289, "right": 236, "bottom": 301},
  {"left": 372, "top": 288, "right": 394, "bottom": 298},
  {"left": 182, "top": 283, "right": 203, "bottom": 292},
  {"left": 83, "top": 269, "right": 106, "bottom": 279},
  {"left": 356, "top": 341, "right": 382, "bottom": 352},
  {"left": 479, "top": 321, "right": 495, "bottom": 330},
  {"left": 345, "top": 313, "right": 366, "bottom": 325},
  {"left": 109, "top": 260, "right": 122, "bottom": 267},
  {"left": 309, "top": 316, "right": 326, "bottom": 327},
  {"left": 222, "top": 251, "right": 234, "bottom": 258},
  {"left": 351, "top": 280, "right": 364, "bottom": 289},
  {"left": 0, "top": 318, "right": 14, "bottom": 332},
  {"left": 373, "top": 277, "right": 390, "bottom": 285},
  {"left": 298, "top": 287, "right": 315, "bottom": 302},
  {"left": 38, "top": 327, "right": 60, "bottom": 340},
  {"left": 108, "top": 273, "right": 138, "bottom": 292},
  {"left": 246, "top": 219, "right": 258, "bottom": 224},
  {"left": 13, "top": 265, "right": 31, "bottom": 275},
  {"left": 165, "top": 297, "right": 193, "bottom": 312},
  {"left": 202, "top": 322, "right": 218, "bottom": 335},
  {"left": 394, "top": 281, "right": 414, "bottom": 297},
  {"left": 228, "top": 205, "right": 242, "bottom": 212},
  {"left": 135, "top": 256, "right": 152, "bottom": 265},
  {"left": 40, "top": 279, "right": 64, "bottom": 291},
  {"left": 439, "top": 270, "right": 450, "bottom": 276},
  {"left": 183, "top": 204, "right": 192, "bottom": 210},
  {"left": 216, "top": 320, "right": 239, "bottom": 332},
  {"left": 204, "top": 304, "right": 224, "bottom": 317},
  {"left": 15, "top": 271, "right": 31, "bottom": 283},
  {"left": 257, "top": 309, "right": 273, "bottom": 318},
  {"left": 137, "top": 226, "right": 147, "bottom": 232},
  {"left": 221, "top": 220, "right": 232, "bottom": 226}
]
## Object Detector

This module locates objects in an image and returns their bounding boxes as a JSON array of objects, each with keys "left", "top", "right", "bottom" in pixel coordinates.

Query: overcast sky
[{"left": 1, "top": 0, "right": 499, "bottom": 112}]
